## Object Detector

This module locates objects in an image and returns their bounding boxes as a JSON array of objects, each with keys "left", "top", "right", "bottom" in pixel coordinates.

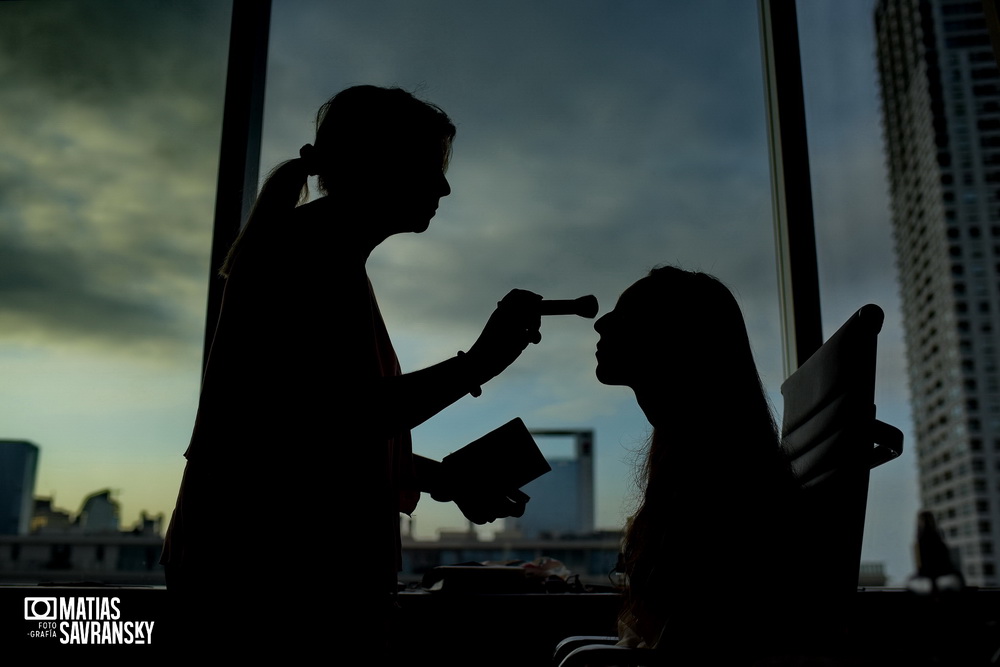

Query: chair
[
  {"left": 780, "top": 304, "right": 902, "bottom": 600},
  {"left": 553, "top": 304, "right": 903, "bottom": 666}
]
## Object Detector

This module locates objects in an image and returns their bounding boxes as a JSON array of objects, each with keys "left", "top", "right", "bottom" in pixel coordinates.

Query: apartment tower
[{"left": 875, "top": 0, "right": 1000, "bottom": 585}]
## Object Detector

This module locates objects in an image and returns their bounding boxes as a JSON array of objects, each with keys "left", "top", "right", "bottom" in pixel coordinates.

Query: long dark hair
[
  {"left": 220, "top": 85, "right": 456, "bottom": 277},
  {"left": 617, "top": 267, "right": 793, "bottom": 643}
]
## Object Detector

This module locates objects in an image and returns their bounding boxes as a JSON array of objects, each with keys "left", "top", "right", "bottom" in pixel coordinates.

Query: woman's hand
[
  {"left": 465, "top": 289, "right": 543, "bottom": 385},
  {"left": 367, "top": 290, "right": 542, "bottom": 431},
  {"left": 431, "top": 471, "right": 529, "bottom": 524},
  {"left": 453, "top": 488, "right": 528, "bottom": 524}
]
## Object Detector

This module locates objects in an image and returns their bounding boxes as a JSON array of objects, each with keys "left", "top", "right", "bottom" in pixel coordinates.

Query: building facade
[
  {"left": 0, "top": 441, "right": 39, "bottom": 536},
  {"left": 506, "top": 429, "right": 595, "bottom": 539},
  {"left": 876, "top": 0, "right": 1000, "bottom": 585}
]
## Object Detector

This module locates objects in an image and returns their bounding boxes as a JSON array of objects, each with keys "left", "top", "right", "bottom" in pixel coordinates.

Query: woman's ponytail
[{"left": 218, "top": 156, "right": 310, "bottom": 277}]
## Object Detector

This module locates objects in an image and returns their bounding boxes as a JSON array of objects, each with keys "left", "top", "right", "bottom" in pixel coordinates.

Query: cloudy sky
[{"left": 0, "top": 1, "right": 920, "bottom": 582}]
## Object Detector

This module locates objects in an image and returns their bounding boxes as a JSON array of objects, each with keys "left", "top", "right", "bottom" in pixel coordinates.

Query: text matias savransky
[{"left": 25, "top": 596, "right": 155, "bottom": 645}]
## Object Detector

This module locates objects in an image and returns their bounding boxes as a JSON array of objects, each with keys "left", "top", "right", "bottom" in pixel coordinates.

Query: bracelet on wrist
[{"left": 456, "top": 351, "right": 482, "bottom": 397}]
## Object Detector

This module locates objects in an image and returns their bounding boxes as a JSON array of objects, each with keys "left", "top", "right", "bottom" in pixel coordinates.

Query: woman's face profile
[
  {"left": 373, "top": 141, "right": 452, "bottom": 236},
  {"left": 594, "top": 280, "right": 660, "bottom": 388}
]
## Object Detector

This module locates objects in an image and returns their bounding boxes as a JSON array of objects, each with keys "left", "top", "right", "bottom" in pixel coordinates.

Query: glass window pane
[
  {"left": 263, "top": 0, "right": 782, "bottom": 580},
  {"left": 0, "top": 0, "right": 231, "bottom": 583},
  {"left": 798, "top": 1, "right": 919, "bottom": 586}
]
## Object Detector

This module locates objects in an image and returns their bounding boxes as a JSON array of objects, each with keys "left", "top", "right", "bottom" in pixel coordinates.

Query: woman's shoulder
[
  {"left": 282, "top": 197, "right": 332, "bottom": 241},
  {"left": 247, "top": 197, "right": 358, "bottom": 265}
]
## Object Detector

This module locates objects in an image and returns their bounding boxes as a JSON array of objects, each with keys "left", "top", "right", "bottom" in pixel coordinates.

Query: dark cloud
[
  {"left": 0, "top": 0, "right": 228, "bottom": 104},
  {"left": 0, "top": 0, "right": 229, "bottom": 356},
  {"left": 0, "top": 234, "right": 187, "bottom": 350}
]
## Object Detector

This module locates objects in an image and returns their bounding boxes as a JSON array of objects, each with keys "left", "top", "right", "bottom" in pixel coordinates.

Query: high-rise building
[
  {"left": 506, "top": 429, "right": 595, "bottom": 539},
  {"left": 875, "top": 0, "right": 1000, "bottom": 586},
  {"left": 0, "top": 440, "right": 39, "bottom": 536}
]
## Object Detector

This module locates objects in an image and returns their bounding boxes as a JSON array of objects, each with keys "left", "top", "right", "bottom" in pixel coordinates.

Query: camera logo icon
[{"left": 24, "top": 597, "right": 57, "bottom": 621}]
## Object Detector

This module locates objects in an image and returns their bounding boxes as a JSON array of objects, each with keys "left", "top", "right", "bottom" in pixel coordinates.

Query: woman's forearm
[{"left": 367, "top": 354, "right": 483, "bottom": 435}]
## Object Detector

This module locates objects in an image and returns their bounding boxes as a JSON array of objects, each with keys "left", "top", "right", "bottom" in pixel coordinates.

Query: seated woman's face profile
[
  {"left": 594, "top": 267, "right": 719, "bottom": 396},
  {"left": 593, "top": 278, "right": 664, "bottom": 389}
]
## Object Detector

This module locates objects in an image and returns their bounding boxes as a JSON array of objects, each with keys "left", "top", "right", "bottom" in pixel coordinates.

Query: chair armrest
[
  {"left": 557, "top": 644, "right": 658, "bottom": 667},
  {"left": 869, "top": 419, "right": 903, "bottom": 469}
]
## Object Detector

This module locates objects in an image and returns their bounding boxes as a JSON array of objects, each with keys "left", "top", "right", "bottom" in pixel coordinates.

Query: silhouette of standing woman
[{"left": 162, "top": 86, "right": 541, "bottom": 648}]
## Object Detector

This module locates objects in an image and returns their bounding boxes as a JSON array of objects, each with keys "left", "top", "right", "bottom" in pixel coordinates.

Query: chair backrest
[{"left": 780, "top": 304, "right": 903, "bottom": 601}]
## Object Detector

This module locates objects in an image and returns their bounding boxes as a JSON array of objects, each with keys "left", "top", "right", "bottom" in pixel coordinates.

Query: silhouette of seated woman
[
  {"left": 161, "top": 86, "right": 542, "bottom": 643},
  {"left": 594, "top": 267, "right": 796, "bottom": 660}
]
